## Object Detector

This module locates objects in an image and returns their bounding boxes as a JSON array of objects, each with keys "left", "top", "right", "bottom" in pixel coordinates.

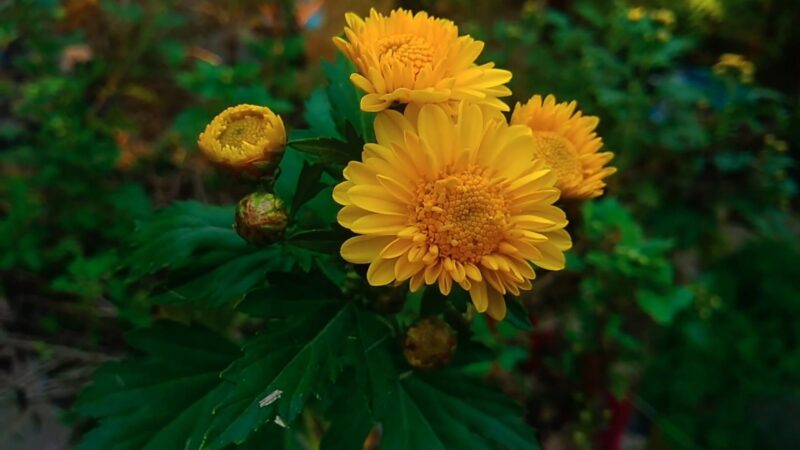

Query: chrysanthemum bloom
[
  {"left": 334, "top": 103, "right": 571, "bottom": 319},
  {"left": 197, "top": 104, "right": 286, "bottom": 173},
  {"left": 511, "top": 95, "right": 616, "bottom": 200},
  {"left": 333, "top": 8, "right": 512, "bottom": 113}
]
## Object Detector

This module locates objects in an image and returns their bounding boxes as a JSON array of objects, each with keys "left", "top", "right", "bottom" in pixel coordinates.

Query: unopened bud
[
  {"left": 234, "top": 192, "right": 288, "bottom": 245},
  {"left": 403, "top": 317, "right": 457, "bottom": 370}
]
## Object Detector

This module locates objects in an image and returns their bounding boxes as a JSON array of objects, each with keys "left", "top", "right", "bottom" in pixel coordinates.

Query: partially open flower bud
[
  {"left": 198, "top": 104, "right": 286, "bottom": 175},
  {"left": 234, "top": 192, "right": 288, "bottom": 246},
  {"left": 403, "top": 317, "right": 457, "bottom": 370}
]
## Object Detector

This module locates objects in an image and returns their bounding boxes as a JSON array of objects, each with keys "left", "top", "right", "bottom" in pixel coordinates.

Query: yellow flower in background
[
  {"left": 197, "top": 104, "right": 286, "bottom": 171},
  {"left": 687, "top": 0, "right": 723, "bottom": 21},
  {"left": 627, "top": 7, "right": 646, "bottom": 22},
  {"left": 511, "top": 95, "right": 616, "bottom": 200},
  {"left": 334, "top": 102, "right": 571, "bottom": 320},
  {"left": 713, "top": 53, "right": 754, "bottom": 83},
  {"left": 333, "top": 8, "right": 512, "bottom": 113},
  {"left": 651, "top": 9, "right": 676, "bottom": 26}
]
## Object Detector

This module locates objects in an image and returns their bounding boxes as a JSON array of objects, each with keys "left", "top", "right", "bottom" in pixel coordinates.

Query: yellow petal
[
  {"left": 532, "top": 242, "right": 566, "bottom": 270},
  {"left": 417, "top": 104, "right": 455, "bottom": 170},
  {"left": 341, "top": 235, "right": 394, "bottom": 264},
  {"left": 367, "top": 258, "right": 396, "bottom": 286},
  {"left": 486, "top": 289, "right": 507, "bottom": 320},
  {"left": 347, "top": 185, "right": 406, "bottom": 215},
  {"left": 469, "top": 280, "right": 489, "bottom": 313},
  {"left": 350, "top": 214, "right": 407, "bottom": 235}
]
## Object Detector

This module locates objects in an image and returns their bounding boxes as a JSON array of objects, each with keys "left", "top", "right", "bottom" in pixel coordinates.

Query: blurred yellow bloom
[
  {"left": 651, "top": 9, "right": 676, "bottom": 26},
  {"left": 197, "top": 104, "right": 286, "bottom": 172},
  {"left": 765, "top": 134, "right": 788, "bottom": 153},
  {"left": 713, "top": 53, "right": 754, "bottom": 83},
  {"left": 688, "top": 0, "right": 723, "bottom": 21},
  {"left": 333, "top": 8, "right": 512, "bottom": 113},
  {"left": 511, "top": 95, "right": 616, "bottom": 200},
  {"left": 627, "top": 7, "right": 646, "bottom": 21},
  {"left": 334, "top": 102, "right": 571, "bottom": 320}
]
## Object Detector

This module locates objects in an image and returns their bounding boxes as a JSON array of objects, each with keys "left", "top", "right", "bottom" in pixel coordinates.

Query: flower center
[
  {"left": 413, "top": 168, "right": 509, "bottom": 263},
  {"left": 218, "top": 114, "right": 272, "bottom": 148},
  {"left": 377, "top": 34, "right": 434, "bottom": 74},
  {"left": 530, "top": 132, "right": 584, "bottom": 187}
]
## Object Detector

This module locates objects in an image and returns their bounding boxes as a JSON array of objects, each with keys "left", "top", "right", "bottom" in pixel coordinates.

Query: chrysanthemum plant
[{"left": 76, "top": 9, "right": 615, "bottom": 450}]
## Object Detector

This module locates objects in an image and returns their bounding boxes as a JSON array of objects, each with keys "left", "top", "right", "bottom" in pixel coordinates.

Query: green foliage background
[{"left": 1, "top": 0, "right": 798, "bottom": 449}]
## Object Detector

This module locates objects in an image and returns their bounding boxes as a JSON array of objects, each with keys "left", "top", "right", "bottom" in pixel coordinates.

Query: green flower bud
[
  {"left": 234, "top": 192, "right": 288, "bottom": 246},
  {"left": 403, "top": 317, "right": 457, "bottom": 370}
]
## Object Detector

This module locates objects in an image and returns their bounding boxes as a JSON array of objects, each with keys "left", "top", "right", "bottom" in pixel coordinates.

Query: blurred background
[{"left": 1, "top": 0, "right": 798, "bottom": 449}]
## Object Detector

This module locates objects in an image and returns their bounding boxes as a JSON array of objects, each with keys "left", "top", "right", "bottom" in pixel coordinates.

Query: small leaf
[
  {"left": 321, "top": 54, "right": 375, "bottom": 142},
  {"left": 504, "top": 296, "right": 534, "bottom": 331},
  {"left": 288, "top": 137, "right": 358, "bottom": 164},
  {"left": 287, "top": 228, "right": 349, "bottom": 254},
  {"left": 204, "top": 300, "right": 355, "bottom": 448},
  {"left": 637, "top": 287, "right": 694, "bottom": 325},
  {"left": 75, "top": 322, "right": 238, "bottom": 450},
  {"left": 290, "top": 161, "right": 326, "bottom": 215}
]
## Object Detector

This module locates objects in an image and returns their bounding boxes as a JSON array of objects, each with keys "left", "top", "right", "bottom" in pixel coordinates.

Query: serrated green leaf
[
  {"left": 126, "top": 201, "right": 242, "bottom": 278},
  {"left": 125, "top": 201, "right": 296, "bottom": 307},
  {"left": 236, "top": 272, "right": 344, "bottom": 318},
  {"left": 382, "top": 372, "right": 539, "bottom": 450},
  {"left": 320, "top": 377, "right": 374, "bottom": 450},
  {"left": 352, "top": 308, "right": 397, "bottom": 417},
  {"left": 290, "top": 161, "right": 326, "bottom": 215},
  {"left": 337, "top": 310, "right": 539, "bottom": 450},
  {"left": 288, "top": 137, "right": 358, "bottom": 164},
  {"left": 287, "top": 227, "right": 349, "bottom": 254},
  {"left": 75, "top": 323, "right": 237, "bottom": 450},
  {"left": 204, "top": 295, "right": 355, "bottom": 448},
  {"left": 321, "top": 54, "right": 375, "bottom": 143},
  {"left": 302, "top": 88, "right": 340, "bottom": 138},
  {"left": 637, "top": 287, "right": 694, "bottom": 325},
  {"left": 504, "top": 296, "right": 534, "bottom": 331}
]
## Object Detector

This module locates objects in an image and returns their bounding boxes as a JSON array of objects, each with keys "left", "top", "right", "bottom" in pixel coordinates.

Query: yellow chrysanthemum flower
[
  {"left": 333, "top": 8, "right": 512, "bottom": 113},
  {"left": 197, "top": 104, "right": 286, "bottom": 171},
  {"left": 511, "top": 95, "right": 616, "bottom": 200},
  {"left": 333, "top": 102, "right": 572, "bottom": 320}
]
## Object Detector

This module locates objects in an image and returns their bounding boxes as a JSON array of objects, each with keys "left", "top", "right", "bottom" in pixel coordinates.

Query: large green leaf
[
  {"left": 320, "top": 54, "right": 375, "bottom": 143},
  {"left": 203, "top": 276, "right": 354, "bottom": 448},
  {"left": 325, "top": 310, "right": 540, "bottom": 450},
  {"left": 125, "top": 201, "right": 295, "bottom": 307},
  {"left": 75, "top": 323, "right": 237, "bottom": 450},
  {"left": 126, "top": 201, "right": 243, "bottom": 278},
  {"left": 292, "top": 54, "right": 375, "bottom": 144},
  {"left": 388, "top": 372, "right": 539, "bottom": 450}
]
